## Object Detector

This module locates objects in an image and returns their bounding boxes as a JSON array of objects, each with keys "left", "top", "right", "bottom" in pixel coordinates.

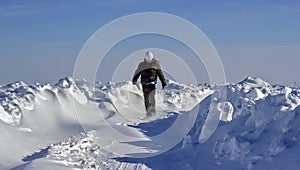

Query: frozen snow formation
[
  {"left": 0, "top": 76, "right": 299, "bottom": 170},
  {"left": 46, "top": 130, "right": 151, "bottom": 170}
]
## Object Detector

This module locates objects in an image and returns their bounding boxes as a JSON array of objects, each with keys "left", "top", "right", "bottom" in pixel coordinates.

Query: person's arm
[
  {"left": 132, "top": 63, "right": 142, "bottom": 84},
  {"left": 156, "top": 63, "right": 167, "bottom": 88}
]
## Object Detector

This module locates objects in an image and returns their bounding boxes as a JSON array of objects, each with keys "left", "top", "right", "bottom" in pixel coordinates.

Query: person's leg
[
  {"left": 148, "top": 84, "right": 156, "bottom": 116},
  {"left": 142, "top": 84, "right": 150, "bottom": 112}
]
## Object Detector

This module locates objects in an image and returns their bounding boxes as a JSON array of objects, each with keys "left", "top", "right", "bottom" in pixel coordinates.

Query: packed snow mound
[{"left": 0, "top": 76, "right": 299, "bottom": 170}]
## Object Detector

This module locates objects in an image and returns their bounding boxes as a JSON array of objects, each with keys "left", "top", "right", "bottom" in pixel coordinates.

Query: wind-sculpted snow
[
  {"left": 1, "top": 76, "right": 300, "bottom": 169},
  {"left": 200, "top": 77, "right": 300, "bottom": 169}
]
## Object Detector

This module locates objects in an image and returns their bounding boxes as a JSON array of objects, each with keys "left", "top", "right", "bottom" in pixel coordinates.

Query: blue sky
[{"left": 0, "top": 0, "right": 299, "bottom": 85}]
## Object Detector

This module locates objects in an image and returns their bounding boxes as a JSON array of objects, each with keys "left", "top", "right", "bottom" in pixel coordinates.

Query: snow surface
[{"left": 0, "top": 76, "right": 300, "bottom": 169}]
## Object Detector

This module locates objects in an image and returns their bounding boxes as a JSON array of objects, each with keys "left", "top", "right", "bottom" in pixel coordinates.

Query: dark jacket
[{"left": 132, "top": 58, "right": 167, "bottom": 87}]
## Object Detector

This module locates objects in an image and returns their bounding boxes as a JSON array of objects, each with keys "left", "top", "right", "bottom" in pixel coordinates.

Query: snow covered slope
[{"left": 0, "top": 76, "right": 300, "bottom": 169}]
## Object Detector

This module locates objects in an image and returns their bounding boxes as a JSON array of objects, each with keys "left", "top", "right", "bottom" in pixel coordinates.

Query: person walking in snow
[{"left": 132, "top": 51, "right": 167, "bottom": 117}]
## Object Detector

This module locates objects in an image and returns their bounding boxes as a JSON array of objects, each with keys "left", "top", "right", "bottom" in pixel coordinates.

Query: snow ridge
[{"left": 0, "top": 76, "right": 300, "bottom": 170}]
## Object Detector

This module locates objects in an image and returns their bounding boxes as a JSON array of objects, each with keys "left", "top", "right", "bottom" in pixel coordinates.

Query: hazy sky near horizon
[{"left": 0, "top": 0, "right": 299, "bottom": 85}]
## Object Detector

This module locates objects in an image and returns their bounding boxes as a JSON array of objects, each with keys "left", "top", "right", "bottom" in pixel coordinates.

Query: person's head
[{"left": 145, "top": 51, "right": 154, "bottom": 63}]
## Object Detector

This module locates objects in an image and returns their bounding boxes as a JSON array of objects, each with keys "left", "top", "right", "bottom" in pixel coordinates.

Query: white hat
[{"left": 145, "top": 51, "right": 154, "bottom": 61}]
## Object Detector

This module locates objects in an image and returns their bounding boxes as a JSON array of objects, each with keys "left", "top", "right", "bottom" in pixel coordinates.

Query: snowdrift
[{"left": 0, "top": 76, "right": 299, "bottom": 170}]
